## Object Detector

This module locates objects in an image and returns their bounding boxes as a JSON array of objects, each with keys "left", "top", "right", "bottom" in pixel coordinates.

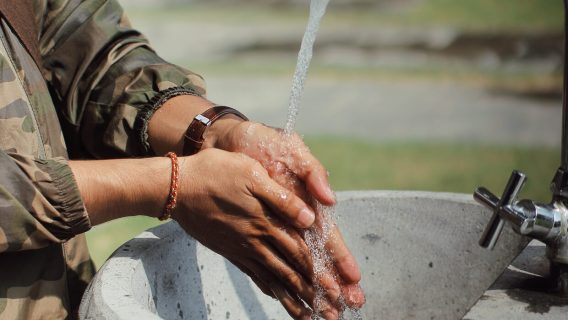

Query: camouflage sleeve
[
  {"left": 0, "top": 150, "right": 90, "bottom": 253},
  {"left": 33, "top": 0, "right": 207, "bottom": 158}
]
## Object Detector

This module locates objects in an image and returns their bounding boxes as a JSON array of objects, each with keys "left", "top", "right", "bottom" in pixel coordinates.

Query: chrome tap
[
  {"left": 474, "top": 0, "right": 568, "bottom": 294},
  {"left": 475, "top": 170, "right": 568, "bottom": 293},
  {"left": 474, "top": 171, "right": 568, "bottom": 256}
]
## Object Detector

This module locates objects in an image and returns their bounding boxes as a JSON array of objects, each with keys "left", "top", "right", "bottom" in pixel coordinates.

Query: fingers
[
  {"left": 235, "top": 243, "right": 341, "bottom": 319},
  {"left": 255, "top": 243, "right": 316, "bottom": 305},
  {"left": 228, "top": 258, "right": 275, "bottom": 299},
  {"left": 249, "top": 125, "right": 335, "bottom": 206},
  {"left": 317, "top": 271, "right": 342, "bottom": 303},
  {"left": 250, "top": 170, "right": 316, "bottom": 228},
  {"left": 252, "top": 168, "right": 359, "bottom": 306},
  {"left": 267, "top": 223, "right": 344, "bottom": 306},
  {"left": 272, "top": 285, "right": 313, "bottom": 320},
  {"left": 245, "top": 260, "right": 313, "bottom": 320},
  {"left": 341, "top": 284, "right": 366, "bottom": 309},
  {"left": 290, "top": 153, "right": 336, "bottom": 206},
  {"left": 266, "top": 222, "right": 313, "bottom": 279},
  {"left": 254, "top": 243, "right": 344, "bottom": 319},
  {"left": 325, "top": 225, "right": 361, "bottom": 284},
  {"left": 281, "top": 133, "right": 335, "bottom": 206}
]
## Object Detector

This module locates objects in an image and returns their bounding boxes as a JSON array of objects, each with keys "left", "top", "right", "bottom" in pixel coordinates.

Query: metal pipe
[
  {"left": 552, "top": 0, "right": 568, "bottom": 200},
  {"left": 562, "top": 0, "right": 568, "bottom": 170},
  {"left": 552, "top": 1, "right": 568, "bottom": 290}
]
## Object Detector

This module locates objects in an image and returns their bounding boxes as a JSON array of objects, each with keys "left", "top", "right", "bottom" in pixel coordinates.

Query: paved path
[{"left": 206, "top": 76, "right": 562, "bottom": 148}]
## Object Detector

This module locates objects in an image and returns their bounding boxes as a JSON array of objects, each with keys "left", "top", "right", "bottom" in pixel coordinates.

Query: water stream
[
  {"left": 284, "top": 0, "right": 330, "bottom": 135},
  {"left": 284, "top": 1, "right": 362, "bottom": 319}
]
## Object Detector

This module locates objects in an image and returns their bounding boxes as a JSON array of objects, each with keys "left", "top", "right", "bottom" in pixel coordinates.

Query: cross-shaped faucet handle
[{"left": 474, "top": 170, "right": 527, "bottom": 250}]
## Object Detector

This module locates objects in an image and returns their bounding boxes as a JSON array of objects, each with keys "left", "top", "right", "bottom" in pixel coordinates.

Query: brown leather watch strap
[{"left": 183, "top": 106, "right": 248, "bottom": 155}]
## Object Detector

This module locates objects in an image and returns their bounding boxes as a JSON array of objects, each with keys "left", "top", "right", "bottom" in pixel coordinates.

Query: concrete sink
[{"left": 79, "top": 191, "right": 568, "bottom": 319}]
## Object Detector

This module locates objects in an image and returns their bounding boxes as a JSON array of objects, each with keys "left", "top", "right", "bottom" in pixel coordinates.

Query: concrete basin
[{"left": 79, "top": 191, "right": 567, "bottom": 319}]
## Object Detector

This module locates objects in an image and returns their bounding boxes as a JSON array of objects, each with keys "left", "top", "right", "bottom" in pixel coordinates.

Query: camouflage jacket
[{"left": 0, "top": 1, "right": 205, "bottom": 319}]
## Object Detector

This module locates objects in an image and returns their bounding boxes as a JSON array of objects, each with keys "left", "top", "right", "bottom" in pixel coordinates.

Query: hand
[
  {"left": 208, "top": 121, "right": 335, "bottom": 205},
  {"left": 70, "top": 148, "right": 341, "bottom": 318},
  {"left": 145, "top": 94, "right": 364, "bottom": 315},
  {"left": 172, "top": 148, "right": 343, "bottom": 319},
  {"left": 207, "top": 121, "right": 366, "bottom": 309}
]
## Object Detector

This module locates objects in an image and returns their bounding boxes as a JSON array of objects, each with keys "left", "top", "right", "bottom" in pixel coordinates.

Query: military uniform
[{"left": 0, "top": 1, "right": 205, "bottom": 318}]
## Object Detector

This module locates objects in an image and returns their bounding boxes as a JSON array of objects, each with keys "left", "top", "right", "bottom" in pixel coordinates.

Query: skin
[
  {"left": 214, "top": 121, "right": 365, "bottom": 310},
  {"left": 70, "top": 94, "right": 365, "bottom": 319}
]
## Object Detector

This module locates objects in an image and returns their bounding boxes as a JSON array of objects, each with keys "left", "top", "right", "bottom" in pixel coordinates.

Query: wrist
[
  {"left": 135, "top": 157, "right": 174, "bottom": 219},
  {"left": 182, "top": 106, "right": 248, "bottom": 155},
  {"left": 202, "top": 115, "right": 246, "bottom": 150},
  {"left": 148, "top": 95, "right": 215, "bottom": 155},
  {"left": 69, "top": 157, "right": 172, "bottom": 224},
  {"left": 170, "top": 155, "right": 192, "bottom": 221}
]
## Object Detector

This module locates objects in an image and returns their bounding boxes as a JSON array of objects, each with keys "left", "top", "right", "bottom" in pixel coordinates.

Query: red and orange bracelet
[{"left": 159, "top": 152, "right": 179, "bottom": 221}]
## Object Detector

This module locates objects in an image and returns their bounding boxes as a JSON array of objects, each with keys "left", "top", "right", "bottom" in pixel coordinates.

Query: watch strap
[{"left": 183, "top": 106, "right": 248, "bottom": 155}]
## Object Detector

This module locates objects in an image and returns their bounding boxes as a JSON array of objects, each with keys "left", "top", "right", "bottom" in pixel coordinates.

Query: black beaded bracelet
[{"left": 137, "top": 86, "right": 201, "bottom": 155}]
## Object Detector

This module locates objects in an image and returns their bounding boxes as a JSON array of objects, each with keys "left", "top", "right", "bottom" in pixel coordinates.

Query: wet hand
[
  {"left": 172, "top": 148, "right": 344, "bottom": 318},
  {"left": 207, "top": 121, "right": 336, "bottom": 206},
  {"left": 208, "top": 121, "right": 366, "bottom": 310}
]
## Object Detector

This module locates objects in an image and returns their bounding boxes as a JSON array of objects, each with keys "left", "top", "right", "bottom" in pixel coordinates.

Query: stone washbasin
[{"left": 79, "top": 191, "right": 568, "bottom": 319}]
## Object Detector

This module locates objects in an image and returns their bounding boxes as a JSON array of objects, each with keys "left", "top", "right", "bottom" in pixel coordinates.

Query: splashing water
[
  {"left": 279, "top": 1, "right": 363, "bottom": 318},
  {"left": 242, "top": 126, "right": 362, "bottom": 318},
  {"left": 284, "top": 0, "right": 330, "bottom": 135},
  {"left": 306, "top": 204, "right": 362, "bottom": 320}
]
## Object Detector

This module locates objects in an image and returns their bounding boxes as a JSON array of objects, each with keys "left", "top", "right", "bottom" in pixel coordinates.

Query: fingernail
[
  {"left": 343, "top": 284, "right": 366, "bottom": 308},
  {"left": 320, "top": 273, "right": 341, "bottom": 302},
  {"left": 323, "top": 308, "right": 339, "bottom": 320},
  {"left": 326, "top": 185, "right": 336, "bottom": 202},
  {"left": 298, "top": 208, "right": 315, "bottom": 228},
  {"left": 319, "top": 176, "right": 336, "bottom": 203}
]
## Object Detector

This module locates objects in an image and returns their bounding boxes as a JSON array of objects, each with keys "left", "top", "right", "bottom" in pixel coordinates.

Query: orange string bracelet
[{"left": 159, "top": 152, "right": 179, "bottom": 221}]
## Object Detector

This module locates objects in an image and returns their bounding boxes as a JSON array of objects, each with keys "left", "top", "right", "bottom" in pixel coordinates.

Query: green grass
[
  {"left": 125, "top": 0, "right": 563, "bottom": 33},
  {"left": 86, "top": 216, "right": 163, "bottom": 268},
  {"left": 307, "top": 138, "right": 558, "bottom": 202},
  {"left": 86, "top": 138, "right": 560, "bottom": 268},
  {"left": 385, "top": 0, "right": 563, "bottom": 32}
]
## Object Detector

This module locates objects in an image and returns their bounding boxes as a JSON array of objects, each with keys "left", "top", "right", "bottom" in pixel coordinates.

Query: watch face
[{"left": 195, "top": 114, "right": 211, "bottom": 126}]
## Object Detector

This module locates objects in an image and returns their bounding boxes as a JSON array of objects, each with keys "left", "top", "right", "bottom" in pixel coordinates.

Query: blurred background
[{"left": 87, "top": 0, "right": 564, "bottom": 267}]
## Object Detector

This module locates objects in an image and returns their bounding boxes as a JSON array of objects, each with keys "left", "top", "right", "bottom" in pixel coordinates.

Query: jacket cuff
[
  {"left": 35, "top": 158, "right": 91, "bottom": 240},
  {"left": 136, "top": 86, "right": 201, "bottom": 155}
]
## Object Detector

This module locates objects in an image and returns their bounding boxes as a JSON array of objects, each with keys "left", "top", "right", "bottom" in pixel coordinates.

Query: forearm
[
  {"left": 69, "top": 157, "right": 171, "bottom": 225},
  {"left": 71, "top": 93, "right": 245, "bottom": 225}
]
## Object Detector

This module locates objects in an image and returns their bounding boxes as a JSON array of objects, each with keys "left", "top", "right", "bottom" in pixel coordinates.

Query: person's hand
[
  {"left": 70, "top": 147, "right": 343, "bottom": 318},
  {"left": 206, "top": 121, "right": 366, "bottom": 309},
  {"left": 172, "top": 148, "right": 344, "bottom": 319},
  {"left": 145, "top": 94, "right": 364, "bottom": 314},
  {"left": 207, "top": 121, "right": 335, "bottom": 206}
]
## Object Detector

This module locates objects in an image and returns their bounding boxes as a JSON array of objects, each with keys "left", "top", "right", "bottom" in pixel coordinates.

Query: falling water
[
  {"left": 284, "top": 0, "right": 330, "bottom": 135},
  {"left": 282, "top": 1, "right": 362, "bottom": 319}
]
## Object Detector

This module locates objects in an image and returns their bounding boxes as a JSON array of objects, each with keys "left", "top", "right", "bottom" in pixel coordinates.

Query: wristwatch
[{"left": 183, "top": 106, "right": 248, "bottom": 155}]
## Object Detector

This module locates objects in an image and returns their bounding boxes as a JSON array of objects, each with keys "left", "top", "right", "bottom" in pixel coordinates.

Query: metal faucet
[{"left": 473, "top": 0, "right": 568, "bottom": 294}]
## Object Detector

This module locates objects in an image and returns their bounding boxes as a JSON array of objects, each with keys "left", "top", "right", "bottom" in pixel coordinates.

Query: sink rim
[{"left": 78, "top": 190, "right": 490, "bottom": 319}]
